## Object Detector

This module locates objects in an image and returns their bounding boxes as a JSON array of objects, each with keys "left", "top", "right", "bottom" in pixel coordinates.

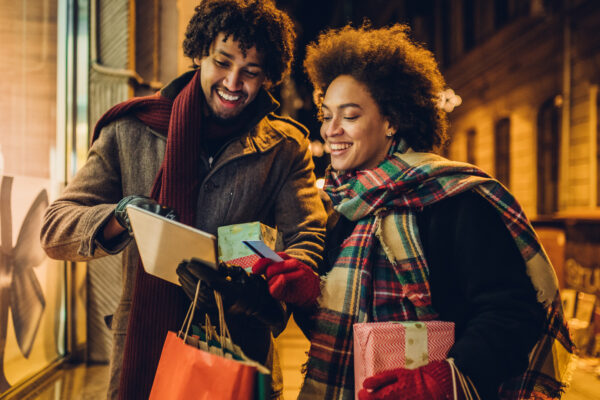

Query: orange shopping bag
[
  {"left": 149, "top": 331, "right": 257, "bottom": 400},
  {"left": 149, "top": 286, "right": 270, "bottom": 400}
]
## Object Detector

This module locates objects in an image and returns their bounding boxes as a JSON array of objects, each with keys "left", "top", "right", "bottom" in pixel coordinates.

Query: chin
[
  {"left": 331, "top": 162, "right": 354, "bottom": 173},
  {"left": 211, "top": 107, "right": 242, "bottom": 121}
]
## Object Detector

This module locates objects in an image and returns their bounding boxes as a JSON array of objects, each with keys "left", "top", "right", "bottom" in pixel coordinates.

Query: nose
[
  {"left": 223, "top": 69, "right": 242, "bottom": 92},
  {"left": 322, "top": 117, "right": 342, "bottom": 139}
]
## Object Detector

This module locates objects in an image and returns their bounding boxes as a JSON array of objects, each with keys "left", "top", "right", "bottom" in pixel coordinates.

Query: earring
[{"left": 386, "top": 131, "right": 394, "bottom": 137}]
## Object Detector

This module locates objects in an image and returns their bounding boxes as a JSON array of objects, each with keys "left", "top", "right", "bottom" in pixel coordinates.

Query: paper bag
[
  {"left": 149, "top": 331, "right": 258, "bottom": 400},
  {"left": 150, "top": 288, "right": 271, "bottom": 399}
]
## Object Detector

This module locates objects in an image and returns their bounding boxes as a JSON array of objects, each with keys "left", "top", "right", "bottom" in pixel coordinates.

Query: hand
[
  {"left": 114, "top": 195, "right": 178, "bottom": 233},
  {"left": 252, "top": 253, "right": 320, "bottom": 308},
  {"left": 357, "top": 360, "right": 465, "bottom": 400},
  {"left": 176, "top": 259, "right": 218, "bottom": 311},
  {"left": 176, "top": 259, "right": 286, "bottom": 328}
]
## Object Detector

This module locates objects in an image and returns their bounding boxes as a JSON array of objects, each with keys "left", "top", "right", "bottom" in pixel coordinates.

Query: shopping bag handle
[
  {"left": 178, "top": 282, "right": 234, "bottom": 349},
  {"left": 179, "top": 280, "right": 202, "bottom": 342},
  {"left": 214, "top": 291, "right": 233, "bottom": 345},
  {"left": 447, "top": 358, "right": 481, "bottom": 400}
]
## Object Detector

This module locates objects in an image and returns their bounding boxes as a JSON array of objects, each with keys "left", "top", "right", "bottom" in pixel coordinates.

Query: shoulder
[
  {"left": 97, "top": 116, "right": 165, "bottom": 144},
  {"left": 418, "top": 189, "right": 519, "bottom": 262},
  {"left": 263, "top": 113, "right": 310, "bottom": 144},
  {"left": 417, "top": 189, "right": 507, "bottom": 247},
  {"left": 423, "top": 189, "right": 497, "bottom": 221}
]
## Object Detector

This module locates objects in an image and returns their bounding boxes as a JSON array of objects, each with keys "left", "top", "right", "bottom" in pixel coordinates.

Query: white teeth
[
  {"left": 217, "top": 89, "right": 241, "bottom": 101},
  {"left": 329, "top": 143, "right": 352, "bottom": 151}
]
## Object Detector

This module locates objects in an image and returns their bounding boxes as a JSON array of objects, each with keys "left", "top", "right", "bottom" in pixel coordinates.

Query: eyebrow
[
  {"left": 216, "top": 50, "right": 263, "bottom": 69},
  {"left": 321, "top": 103, "right": 362, "bottom": 111}
]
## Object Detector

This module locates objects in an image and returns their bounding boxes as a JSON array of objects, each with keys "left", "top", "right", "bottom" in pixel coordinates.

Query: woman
[{"left": 253, "top": 24, "right": 574, "bottom": 399}]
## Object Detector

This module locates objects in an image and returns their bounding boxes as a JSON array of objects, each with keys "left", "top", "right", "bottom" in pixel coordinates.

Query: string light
[{"left": 438, "top": 88, "right": 462, "bottom": 112}]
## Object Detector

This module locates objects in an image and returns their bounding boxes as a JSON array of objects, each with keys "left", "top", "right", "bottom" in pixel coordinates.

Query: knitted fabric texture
[{"left": 92, "top": 70, "right": 208, "bottom": 399}]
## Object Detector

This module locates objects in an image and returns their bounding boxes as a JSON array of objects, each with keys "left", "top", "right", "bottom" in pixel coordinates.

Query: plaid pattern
[{"left": 298, "top": 151, "right": 574, "bottom": 400}]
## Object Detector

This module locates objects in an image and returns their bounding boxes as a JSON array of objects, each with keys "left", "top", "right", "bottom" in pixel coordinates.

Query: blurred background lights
[
  {"left": 309, "top": 140, "right": 329, "bottom": 157},
  {"left": 438, "top": 88, "right": 462, "bottom": 112}
]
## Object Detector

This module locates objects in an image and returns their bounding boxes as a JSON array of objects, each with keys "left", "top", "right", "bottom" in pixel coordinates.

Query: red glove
[
  {"left": 357, "top": 360, "right": 465, "bottom": 400},
  {"left": 251, "top": 252, "right": 321, "bottom": 308}
]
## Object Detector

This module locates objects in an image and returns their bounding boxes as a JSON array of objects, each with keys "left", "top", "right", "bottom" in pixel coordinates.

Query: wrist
[{"left": 102, "top": 215, "right": 127, "bottom": 240}]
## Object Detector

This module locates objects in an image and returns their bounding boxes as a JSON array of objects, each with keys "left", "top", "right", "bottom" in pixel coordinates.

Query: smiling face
[
  {"left": 320, "top": 75, "right": 396, "bottom": 172},
  {"left": 198, "top": 33, "right": 266, "bottom": 120}
]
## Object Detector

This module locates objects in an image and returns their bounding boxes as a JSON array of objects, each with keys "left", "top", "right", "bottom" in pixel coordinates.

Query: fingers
[
  {"left": 264, "top": 260, "right": 316, "bottom": 282},
  {"left": 251, "top": 257, "right": 274, "bottom": 275},
  {"left": 357, "top": 388, "right": 376, "bottom": 400},
  {"left": 163, "top": 208, "right": 178, "bottom": 220},
  {"left": 177, "top": 269, "right": 214, "bottom": 305},
  {"left": 362, "top": 370, "right": 400, "bottom": 390},
  {"left": 176, "top": 263, "right": 197, "bottom": 289},
  {"left": 268, "top": 274, "right": 288, "bottom": 299},
  {"left": 262, "top": 259, "right": 297, "bottom": 277},
  {"left": 180, "top": 259, "right": 228, "bottom": 292}
]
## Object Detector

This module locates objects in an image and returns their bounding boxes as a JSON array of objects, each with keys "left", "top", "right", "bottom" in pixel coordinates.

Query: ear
[
  {"left": 192, "top": 57, "right": 203, "bottom": 68},
  {"left": 385, "top": 121, "right": 397, "bottom": 138},
  {"left": 262, "top": 78, "right": 273, "bottom": 90}
]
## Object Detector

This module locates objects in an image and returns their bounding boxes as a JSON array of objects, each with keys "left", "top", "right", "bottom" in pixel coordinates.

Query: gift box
[
  {"left": 353, "top": 321, "right": 454, "bottom": 398},
  {"left": 218, "top": 222, "right": 283, "bottom": 270}
]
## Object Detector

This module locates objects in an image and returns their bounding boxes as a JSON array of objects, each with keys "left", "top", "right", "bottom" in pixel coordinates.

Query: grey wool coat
[{"left": 41, "top": 73, "right": 326, "bottom": 399}]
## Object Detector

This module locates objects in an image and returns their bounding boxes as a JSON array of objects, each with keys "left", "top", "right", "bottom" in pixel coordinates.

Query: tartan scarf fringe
[{"left": 299, "top": 151, "right": 575, "bottom": 400}]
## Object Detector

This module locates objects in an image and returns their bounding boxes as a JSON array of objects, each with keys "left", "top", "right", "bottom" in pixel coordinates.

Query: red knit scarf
[{"left": 92, "top": 70, "right": 208, "bottom": 399}]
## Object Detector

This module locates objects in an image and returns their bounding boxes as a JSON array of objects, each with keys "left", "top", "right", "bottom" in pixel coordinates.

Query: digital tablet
[{"left": 126, "top": 205, "right": 218, "bottom": 286}]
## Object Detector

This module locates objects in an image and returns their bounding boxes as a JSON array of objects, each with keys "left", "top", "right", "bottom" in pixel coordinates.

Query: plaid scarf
[{"left": 299, "top": 150, "right": 574, "bottom": 400}]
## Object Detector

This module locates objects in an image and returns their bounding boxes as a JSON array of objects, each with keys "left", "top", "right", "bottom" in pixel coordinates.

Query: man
[{"left": 40, "top": 1, "right": 326, "bottom": 399}]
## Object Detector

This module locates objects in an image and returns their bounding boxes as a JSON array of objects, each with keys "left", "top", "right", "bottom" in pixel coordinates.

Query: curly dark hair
[
  {"left": 304, "top": 24, "right": 448, "bottom": 152},
  {"left": 183, "top": 0, "right": 296, "bottom": 88}
]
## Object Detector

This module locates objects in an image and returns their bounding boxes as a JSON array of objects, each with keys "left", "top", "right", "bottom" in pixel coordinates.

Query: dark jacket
[
  {"left": 317, "top": 190, "right": 545, "bottom": 399},
  {"left": 41, "top": 74, "right": 326, "bottom": 399}
]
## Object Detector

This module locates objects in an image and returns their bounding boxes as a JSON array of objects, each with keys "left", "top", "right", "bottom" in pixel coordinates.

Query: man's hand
[
  {"left": 176, "top": 259, "right": 219, "bottom": 311},
  {"left": 176, "top": 259, "right": 286, "bottom": 328},
  {"left": 114, "top": 195, "right": 178, "bottom": 233},
  {"left": 252, "top": 253, "right": 321, "bottom": 308}
]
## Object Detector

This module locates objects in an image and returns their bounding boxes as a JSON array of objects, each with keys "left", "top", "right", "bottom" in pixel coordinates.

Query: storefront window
[
  {"left": 537, "top": 97, "right": 560, "bottom": 215},
  {"left": 0, "top": 0, "right": 66, "bottom": 393},
  {"left": 495, "top": 117, "right": 511, "bottom": 188}
]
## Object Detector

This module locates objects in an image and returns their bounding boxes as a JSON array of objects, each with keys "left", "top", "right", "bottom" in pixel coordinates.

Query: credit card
[{"left": 242, "top": 240, "right": 284, "bottom": 262}]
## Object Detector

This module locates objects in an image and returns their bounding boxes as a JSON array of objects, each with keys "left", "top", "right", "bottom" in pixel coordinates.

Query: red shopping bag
[
  {"left": 149, "top": 331, "right": 257, "bottom": 400},
  {"left": 353, "top": 321, "right": 455, "bottom": 398},
  {"left": 149, "top": 286, "right": 269, "bottom": 400}
]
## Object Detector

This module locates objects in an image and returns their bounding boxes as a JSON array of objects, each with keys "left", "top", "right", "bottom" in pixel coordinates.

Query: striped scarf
[{"left": 298, "top": 150, "right": 574, "bottom": 399}]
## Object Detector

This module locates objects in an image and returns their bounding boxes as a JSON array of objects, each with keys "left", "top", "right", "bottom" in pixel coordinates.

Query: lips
[
  {"left": 215, "top": 87, "right": 245, "bottom": 107},
  {"left": 329, "top": 142, "right": 352, "bottom": 152}
]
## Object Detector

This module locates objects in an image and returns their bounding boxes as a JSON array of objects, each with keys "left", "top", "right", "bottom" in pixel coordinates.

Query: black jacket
[{"left": 316, "top": 190, "right": 545, "bottom": 399}]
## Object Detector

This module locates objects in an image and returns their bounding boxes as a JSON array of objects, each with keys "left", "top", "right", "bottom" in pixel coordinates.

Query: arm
[
  {"left": 421, "top": 190, "right": 546, "bottom": 397},
  {"left": 41, "top": 122, "right": 130, "bottom": 261},
  {"left": 273, "top": 133, "right": 327, "bottom": 271}
]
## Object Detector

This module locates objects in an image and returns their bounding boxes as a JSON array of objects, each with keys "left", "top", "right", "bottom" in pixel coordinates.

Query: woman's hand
[
  {"left": 252, "top": 252, "right": 321, "bottom": 308},
  {"left": 357, "top": 360, "right": 466, "bottom": 400}
]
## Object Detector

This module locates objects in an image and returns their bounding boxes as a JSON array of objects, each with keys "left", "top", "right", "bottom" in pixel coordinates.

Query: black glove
[
  {"left": 177, "top": 260, "right": 218, "bottom": 311},
  {"left": 114, "top": 195, "right": 178, "bottom": 233},
  {"left": 176, "top": 258, "right": 286, "bottom": 329}
]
